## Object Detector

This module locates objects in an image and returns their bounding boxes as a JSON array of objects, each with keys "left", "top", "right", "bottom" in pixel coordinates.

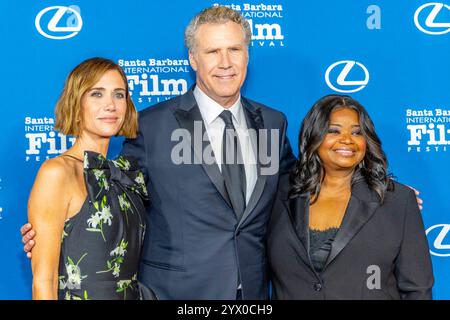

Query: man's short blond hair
[
  {"left": 54, "top": 57, "right": 138, "bottom": 138},
  {"left": 184, "top": 6, "right": 252, "bottom": 52}
]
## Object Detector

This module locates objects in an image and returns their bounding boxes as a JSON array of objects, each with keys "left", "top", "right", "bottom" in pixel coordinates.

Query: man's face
[{"left": 189, "top": 21, "right": 249, "bottom": 108}]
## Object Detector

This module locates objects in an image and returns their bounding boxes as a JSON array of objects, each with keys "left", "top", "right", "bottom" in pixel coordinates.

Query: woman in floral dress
[{"left": 28, "top": 57, "right": 148, "bottom": 300}]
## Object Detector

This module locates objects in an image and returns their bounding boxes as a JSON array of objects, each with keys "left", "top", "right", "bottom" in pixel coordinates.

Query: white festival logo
[
  {"left": 325, "top": 61, "right": 370, "bottom": 93},
  {"left": 35, "top": 6, "right": 83, "bottom": 40},
  {"left": 426, "top": 224, "right": 450, "bottom": 257},
  {"left": 414, "top": 2, "right": 450, "bottom": 35}
]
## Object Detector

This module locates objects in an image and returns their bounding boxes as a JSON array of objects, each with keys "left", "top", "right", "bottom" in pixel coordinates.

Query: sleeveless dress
[{"left": 58, "top": 151, "right": 148, "bottom": 300}]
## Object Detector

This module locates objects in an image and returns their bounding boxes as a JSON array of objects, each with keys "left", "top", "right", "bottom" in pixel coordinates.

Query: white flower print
[
  {"left": 93, "top": 169, "right": 104, "bottom": 181},
  {"left": 87, "top": 206, "right": 112, "bottom": 228},
  {"left": 134, "top": 172, "right": 148, "bottom": 197},
  {"left": 116, "top": 274, "right": 138, "bottom": 300},
  {"left": 62, "top": 290, "right": 89, "bottom": 300},
  {"left": 65, "top": 264, "right": 83, "bottom": 289},
  {"left": 113, "top": 157, "right": 131, "bottom": 171},
  {"left": 135, "top": 173, "right": 145, "bottom": 187},
  {"left": 87, "top": 212, "right": 102, "bottom": 229},
  {"left": 112, "top": 265, "right": 121, "bottom": 278},
  {"left": 59, "top": 254, "right": 88, "bottom": 291},
  {"left": 110, "top": 240, "right": 127, "bottom": 257},
  {"left": 118, "top": 194, "right": 131, "bottom": 213},
  {"left": 97, "top": 239, "right": 128, "bottom": 278},
  {"left": 83, "top": 153, "right": 89, "bottom": 169},
  {"left": 86, "top": 196, "right": 112, "bottom": 241},
  {"left": 99, "top": 205, "right": 112, "bottom": 226},
  {"left": 118, "top": 193, "right": 132, "bottom": 225},
  {"left": 92, "top": 169, "right": 110, "bottom": 195},
  {"left": 117, "top": 279, "right": 132, "bottom": 291}
]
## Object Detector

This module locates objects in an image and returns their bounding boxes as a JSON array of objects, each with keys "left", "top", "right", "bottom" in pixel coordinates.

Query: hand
[
  {"left": 20, "top": 223, "right": 36, "bottom": 259},
  {"left": 408, "top": 186, "right": 423, "bottom": 210}
]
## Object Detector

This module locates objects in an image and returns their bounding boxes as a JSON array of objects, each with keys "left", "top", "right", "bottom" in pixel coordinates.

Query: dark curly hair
[{"left": 290, "top": 94, "right": 393, "bottom": 203}]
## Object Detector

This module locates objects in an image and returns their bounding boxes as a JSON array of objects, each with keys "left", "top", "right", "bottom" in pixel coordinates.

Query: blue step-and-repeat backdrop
[{"left": 0, "top": 0, "right": 449, "bottom": 299}]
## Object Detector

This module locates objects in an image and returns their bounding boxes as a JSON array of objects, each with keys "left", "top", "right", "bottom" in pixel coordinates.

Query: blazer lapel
[
  {"left": 324, "top": 181, "right": 380, "bottom": 269},
  {"left": 283, "top": 193, "right": 312, "bottom": 267},
  {"left": 237, "top": 98, "right": 267, "bottom": 228},
  {"left": 172, "top": 89, "right": 232, "bottom": 209}
]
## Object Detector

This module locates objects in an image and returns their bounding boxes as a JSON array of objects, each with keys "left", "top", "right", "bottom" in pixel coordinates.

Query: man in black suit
[{"left": 119, "top": 6, "right": 296, "bottom": 299}]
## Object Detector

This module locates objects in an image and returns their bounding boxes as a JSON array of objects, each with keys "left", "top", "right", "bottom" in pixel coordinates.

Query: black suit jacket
[
  {"left": 268, "top": 177, "right": 434, "bottom": 299},
  {"left": 122, "top": 88, "right": 296, "bottom": 299}
]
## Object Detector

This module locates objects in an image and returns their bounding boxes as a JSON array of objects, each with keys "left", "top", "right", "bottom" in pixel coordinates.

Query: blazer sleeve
[
  {"left": 121, "top": 119, "right": 149, "bottom": 181},
  {"left": 394, "top": 188, "right": 434, "bottom": 299}
]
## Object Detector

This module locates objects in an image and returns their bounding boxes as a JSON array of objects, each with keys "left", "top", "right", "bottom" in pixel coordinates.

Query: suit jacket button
[{"left": 313, "top": 283, "right": 322, "bottom": 291}]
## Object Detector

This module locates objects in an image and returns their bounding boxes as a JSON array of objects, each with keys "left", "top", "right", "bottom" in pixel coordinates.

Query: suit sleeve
[
  {"left": 394, "top": 188, "right": 434, "bottom": 299},
  {"left": 121, "top": 117, "right": 149, "bottom": 181}
]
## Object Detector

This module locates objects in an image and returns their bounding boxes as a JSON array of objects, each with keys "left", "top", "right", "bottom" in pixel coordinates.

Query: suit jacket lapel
[
  {"left": 172, "top": 89, "right": 232, "bottom": 209},
  {"left": 237, "top": 98, "right": 267, "bottom": 228},
  {"left": 283, "top": 193, "right": 312, "bottom": 267},
  {"left": 324, "top": 181, "right": 380, "bottom": 269}
]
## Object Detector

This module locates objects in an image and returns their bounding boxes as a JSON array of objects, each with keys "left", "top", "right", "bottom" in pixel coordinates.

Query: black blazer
[
  {"left": 122, "top": 88, "right": 296, "bottom": 299},
  {"left": 267, "top": 177, "right": 434, "bottom": 299}
]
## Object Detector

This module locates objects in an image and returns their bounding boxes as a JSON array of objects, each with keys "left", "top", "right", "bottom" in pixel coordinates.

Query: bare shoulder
[
  {"left": 32, "top": 156, "right": 82, "bottom": 193},
  {"left": 36, "top": 157, "right": 72, "bottom": 183},
  {"left": 40, "top": 156, "right": 70, "bottom": 172}
]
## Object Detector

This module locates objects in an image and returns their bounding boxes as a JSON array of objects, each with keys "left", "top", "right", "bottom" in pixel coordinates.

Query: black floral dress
[{"left": 58, "top": 151, "right": 148, "bottom": 300}]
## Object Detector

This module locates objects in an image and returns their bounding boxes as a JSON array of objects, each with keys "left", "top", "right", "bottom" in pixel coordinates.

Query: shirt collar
[{"left": 194, "top": 85, "right": 243, "bottom": 126}]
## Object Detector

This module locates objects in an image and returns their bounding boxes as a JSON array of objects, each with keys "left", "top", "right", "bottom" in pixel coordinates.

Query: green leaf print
[{"left": 96, "top": 239, "right": 128, "bottom": 278}]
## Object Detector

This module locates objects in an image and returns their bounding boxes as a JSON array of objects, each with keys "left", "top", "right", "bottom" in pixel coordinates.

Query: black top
[
  {"left": 309, "top": 228, "right": 339, "bottom": 273},
  {"left": 57, "top": 151, "right": 149, "bottom": 300}
]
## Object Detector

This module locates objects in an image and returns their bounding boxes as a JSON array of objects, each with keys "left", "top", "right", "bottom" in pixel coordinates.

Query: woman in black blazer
[{"left": 268, "top": 94, "right": 433, "bottom": 299}]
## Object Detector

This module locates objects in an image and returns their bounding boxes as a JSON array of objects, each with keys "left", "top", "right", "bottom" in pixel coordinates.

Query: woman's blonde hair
[{"left": 55, "top": 57, "right": 138, "bottom": 138}]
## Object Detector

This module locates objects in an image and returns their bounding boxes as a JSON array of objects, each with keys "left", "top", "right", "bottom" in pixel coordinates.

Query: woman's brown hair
[{"left": 54, "top": 57, "right": 138, "bottom": 138}]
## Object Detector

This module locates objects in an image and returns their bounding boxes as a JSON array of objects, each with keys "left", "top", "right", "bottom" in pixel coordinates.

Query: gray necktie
[{"left": 219, "top": 110, "right": 246, "bottom": 220}]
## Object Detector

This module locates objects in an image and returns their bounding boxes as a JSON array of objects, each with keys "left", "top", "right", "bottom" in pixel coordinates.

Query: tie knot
[{"left": 219, "top": 110, "right": 234, "bottom": 128}]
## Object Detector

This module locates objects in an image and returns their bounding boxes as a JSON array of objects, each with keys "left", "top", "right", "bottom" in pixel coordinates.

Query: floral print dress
[{"left": 58, "top": 151, "right": 148, "bottom": 300}]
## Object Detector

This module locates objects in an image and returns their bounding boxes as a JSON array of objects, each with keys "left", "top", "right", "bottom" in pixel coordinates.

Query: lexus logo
[
  {"left": 414, "top": 2, "right": 450, "bottom": 35},
  {"left": 426, "top": 224, "right": 450, "bottom": 257},
  {"left": 324, "top": 60, "right": 370, "bottom": 93},
  {"left": 35, "top": 6, "right": 83, "bottom": 40}
]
